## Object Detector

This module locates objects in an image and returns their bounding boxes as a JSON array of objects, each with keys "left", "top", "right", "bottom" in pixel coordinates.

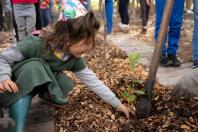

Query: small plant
[
  {"left": 128, "top": 52, "right": 140, "bottom": 70},
  {"left": 121, "top": 80, "right": 145, "bottom": 103},
  {"left": 121, "top": 53, "right": 144, "bottom": 104}
]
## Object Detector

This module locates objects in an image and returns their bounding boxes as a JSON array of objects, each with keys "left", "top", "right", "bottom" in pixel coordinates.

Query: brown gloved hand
[{"left": 171, "top": 69, "right": 198, "bottom": 99}]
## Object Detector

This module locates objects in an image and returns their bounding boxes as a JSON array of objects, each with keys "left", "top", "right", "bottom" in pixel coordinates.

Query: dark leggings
[
  {"left": 139, "top": 0, "right": 150, "bottom": 26},
  {"left": 118, "top": 0, "right": 129, "bottom": 24}
]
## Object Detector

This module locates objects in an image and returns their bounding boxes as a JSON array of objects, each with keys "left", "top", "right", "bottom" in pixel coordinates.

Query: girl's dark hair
[{"left": 44, "top": 11, "right": 100, "bottom": 53}]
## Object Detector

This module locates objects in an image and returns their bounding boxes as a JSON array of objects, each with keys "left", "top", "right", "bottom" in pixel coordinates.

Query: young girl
[{"left": 0, "top": 0, "right": 130, "bottom": 131}]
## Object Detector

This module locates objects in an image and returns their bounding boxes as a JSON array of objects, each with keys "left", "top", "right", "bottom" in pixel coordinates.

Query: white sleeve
[
  {"left": 74, "top": 67, "right": 121, "bottom": 108},
  {"left": 0, "top": 46, "right": 24, "bottom": 82}
]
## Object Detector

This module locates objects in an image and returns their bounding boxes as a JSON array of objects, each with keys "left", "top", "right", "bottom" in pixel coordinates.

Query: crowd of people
[{"left": 0, "top": 0, "right": 197, "bottom": 131}]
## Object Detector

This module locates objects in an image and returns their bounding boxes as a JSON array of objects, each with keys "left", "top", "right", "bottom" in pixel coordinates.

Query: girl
[{"left": 0, "top": 0, "right": 130, "bottom": 131}]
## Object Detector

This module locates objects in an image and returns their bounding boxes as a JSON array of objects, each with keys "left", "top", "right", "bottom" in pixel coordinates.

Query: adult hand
[
  {"left": 146, "top": 0, "right": 151, "bottom": 6},
  {"left": 0, "top": 80, "right": 18, "bottom": 93},
  {"left": 171, "top": 69, "right": 198, "bottom": 99},
  {"left": 117, "top": 103, "right": 131, "bottom": 119}
]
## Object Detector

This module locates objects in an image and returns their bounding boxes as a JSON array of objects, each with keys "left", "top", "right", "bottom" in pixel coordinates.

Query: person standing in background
[
  {"left": 192, "top": 0, "right": 198, "bottom": 68},
  {"left": 0, "top": 0, "right": 4, "bottom": 31},
  {"left": 118, "top": 0, "right": 130, "bottom": 29},
  {"left": 40, "top": 0, "right": 50, "bottom": 27},
  {"left": 186, "top": 0, "right": 193, "bottom": 14},
  {"left": 139, "top": 0, "right": 150, "bottom": 33},
  {"left": 147, "top": 0, "right": 185, "bottom": 67},
  {"left": 99, "top": 0, "right": 113, "bottom": 34},
  {"left": 12, "top": 0, "right": 37, "bottom": 40},
  {"left": 3, "top": 0, "right": 13, "bottom": 31}
]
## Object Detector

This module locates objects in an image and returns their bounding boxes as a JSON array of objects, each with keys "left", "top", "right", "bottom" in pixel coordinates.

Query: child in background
[
  {"left": 0, "top": 0, "right": 130, "bottom": 131},
  {"left": 118, "top": 0, "right": 130, "bottom": 29},
  {"left": 139, "top": 0, "right": 150, "bottom": 33},
  {"left": 0, "top": 0, "right": 4, "bottom": 31},
  {"left": 99, "top": 0, "right": 113, "bottom": 34},
  {"left": 12, "top": 0, "right": 37, "bottom": 40},
  {"left": 40, "top": 0, "right": 51, "bottom": 27},
  {"left": 3, "top": 0, "right": 13, "bottom": 31}
]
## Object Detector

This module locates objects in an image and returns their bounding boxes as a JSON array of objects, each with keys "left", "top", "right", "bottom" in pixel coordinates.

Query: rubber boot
[{"left": 8, "top": 95, "right": 32, "bottom": 132}]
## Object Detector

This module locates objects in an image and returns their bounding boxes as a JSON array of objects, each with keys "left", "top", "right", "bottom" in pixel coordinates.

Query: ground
[{"left": 0, "top": 5, "right": 197, "bottom": 132}]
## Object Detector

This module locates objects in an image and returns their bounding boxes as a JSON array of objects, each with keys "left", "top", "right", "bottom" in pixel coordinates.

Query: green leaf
[
  {"left": 133, "top": 79, "right": 144, "bottom": 84},
  {"left": 128, "top": 95, "right": 137, "bottom": 102},
  {"left": 128, "top": 53, "right": 140, "bottom": 70},
  {"left": 134, "top": 90, "right": 145, "bottom": 95},
  {"left": 122, "top": 91, "right": 130, "bottom": 98}
]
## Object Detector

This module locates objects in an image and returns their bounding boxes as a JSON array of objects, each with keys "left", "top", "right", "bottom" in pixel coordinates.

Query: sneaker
[
  {"left": 186, "top": 10, "right": 194, "bottom": 14},
  {"left": 120, "top": 24, "right": 129, "bottom": 29},
  {"left": 192, "top": 60, "right": 198, "bottom": 69},
  {"left": 118, "top": 23, "right": 123, "bottom": 27},
  {"left": 165, "top": 54, "right": 181, "bottom": 67},
  {"left": 142, "top": 26, "right": 147, "bottom": 34}
]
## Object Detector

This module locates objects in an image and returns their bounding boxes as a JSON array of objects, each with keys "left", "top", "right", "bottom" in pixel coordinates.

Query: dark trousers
[
  {"left": 118, "top": 0, "right": 129, "bottom": 24},
  {"left": 10, "top": 0, "right": 19, "bottom": 41},
  {"left": 139, "top": 0, "right": 150, "bottom": 26},
  {"left": 35, "top": 2, "right": 42, "bottom": 30},
  {"left": 0, "top": 1, "right": 4, "bottom": 31}
]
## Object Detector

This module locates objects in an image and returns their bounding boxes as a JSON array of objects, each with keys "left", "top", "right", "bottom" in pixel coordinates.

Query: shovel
[{"left": 135, "top": 0, "right": 175, "bottom": 118}]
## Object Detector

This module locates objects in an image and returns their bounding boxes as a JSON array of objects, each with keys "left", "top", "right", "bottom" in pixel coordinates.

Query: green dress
[{"left": 0, "top": 36, "right": 86, "bottom": 108}]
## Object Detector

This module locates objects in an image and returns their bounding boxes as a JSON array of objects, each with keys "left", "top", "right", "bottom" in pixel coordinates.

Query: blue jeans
[
  {"left": 40, "top": 8, "right": 50, "bottom": 27},
  {"left": 192, "top": 0, "right": 198, "bottom": 62},
  {"left": 105, "top": 0, "right": 113, "bottom": 34},
  {"left": 49, "top": 0, "right": 54, "bottom": 21},
  {"left": 155, "top": 0, "right": 184, "bottom": 56}
]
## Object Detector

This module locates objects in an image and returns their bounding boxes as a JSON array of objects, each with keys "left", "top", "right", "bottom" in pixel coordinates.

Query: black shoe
[
  {"left": 165, "top": 54, "right": 181, "bottom": 67},
  {"left": 39, "top": 93, "right": 68, "bottom": 107},
  {"left": 192, "top": 60, "right": 198, "bottom": 69},
  {"left": 160, "top": 55, "right": 167, "bottom": 66}
]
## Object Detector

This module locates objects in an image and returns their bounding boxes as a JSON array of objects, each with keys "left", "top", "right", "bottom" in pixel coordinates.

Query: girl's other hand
[
  {"left": 117, "top": 103, "right": 131, "bottom": 119},
  {"left": 0, "top": 80, "right": 18, "bottom": 93}
]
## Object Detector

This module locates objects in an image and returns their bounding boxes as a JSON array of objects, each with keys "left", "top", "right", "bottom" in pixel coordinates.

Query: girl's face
[{"left": 68, "top": 38, "right": 93, "bottom": 57}]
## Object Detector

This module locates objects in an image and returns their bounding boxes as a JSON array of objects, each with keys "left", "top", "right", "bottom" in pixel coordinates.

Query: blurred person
[
  {"left": 35, "top": 1, "right": 42, "bottom": 30},
  {"left": 0, "top": 0, "right": 4, "bottom": 31},
  {"left": 99, "top": 0, "right": 113, "bottom": 34},
  {"left": 12, "top": 0, "right": 38, "bottom": 40},
  {"left": 118, "top": 0, "right": 129, "bottom": 29},
  {"left": 3, "top": 0, "right": 13, "bottom": 31},
  {"left": 139, "top": 0, "right": 150, "bottom": 33},
  {"left": 40, "top": 0, "right": 50, "bottom": 27},
  {"left": 80, "top": 0, "right": 88, "bottom": 9},
  {"left": 147, "top": 0, "right": 185, "bottom": 67},
  {"left": 185, "top": 0, "right": 193, "bottom": 14},
  {"left": 192, "top": 0, "right": 198, "bottom": 68}
]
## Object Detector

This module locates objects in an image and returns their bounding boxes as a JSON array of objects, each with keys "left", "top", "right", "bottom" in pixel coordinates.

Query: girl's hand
[
  {"left": 117, "top": 103, "right": 131, "bottom": 119},
  {"left": 0, "top": 80, "right": 18, "bottom": 93}
]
